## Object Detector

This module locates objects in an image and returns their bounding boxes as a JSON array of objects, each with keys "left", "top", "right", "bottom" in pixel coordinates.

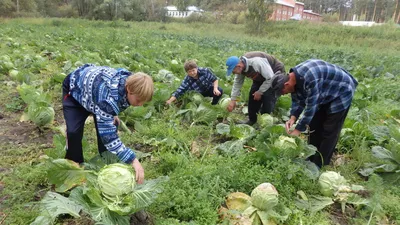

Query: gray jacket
[{"left": 230, "top": 52, "right": 285, "bottom": 100}]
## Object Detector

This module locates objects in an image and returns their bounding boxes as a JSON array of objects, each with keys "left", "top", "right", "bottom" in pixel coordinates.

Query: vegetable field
[{"left": 0, "top": 18, "right": 399, "bottom": 225}]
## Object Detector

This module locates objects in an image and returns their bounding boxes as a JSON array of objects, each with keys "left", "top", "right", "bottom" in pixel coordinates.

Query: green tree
[
  {"left": 247, "top": 0, "right": 273, "bottom": 34},
  {"left": 72, "top": 0, "right": 93, "bottom": 17},
  {"left": 0, "top": 0, "right": 16, "bottom": 17}
]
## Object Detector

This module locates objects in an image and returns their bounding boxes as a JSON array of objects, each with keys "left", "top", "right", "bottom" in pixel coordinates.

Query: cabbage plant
[
  {"left": 97, "top": 163, "right": 136, "bottom": 197},
  {"left": 219, "top": 96, "right": 230, "bottom": 109},
  {"left": 219, "top": 183, "right": 291, "bottom": 225},
  {"left": 318, "top": 171, "right": 348, "bottom": 197},
  {"left": 273, "top": 136, "right": 297, "bottom": 151},
  {"left": 17, "top": 83, "right": 54, "bottom": 127},
  {"left": 28, "top": 103, "right": 55, "bottom": 127},
  {"left": 296, "top": 171, "right": 369, "bottom": 214},
  {"left": 32, "top": 159, "right": 167, "bottom": 225},
  {"left": 250, "top": 183, "right": 279, "bottom": 211},
  {"left": 258, "top": 114, "right": 275, "bottom": 127}
]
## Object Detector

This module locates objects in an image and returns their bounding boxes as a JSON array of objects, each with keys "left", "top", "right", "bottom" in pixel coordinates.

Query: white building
[
  {"left": 339, "top": 21, "right": 383, "bottom": 27},
  {"left": 165, "top": 5, "right": 204, "bottom": 18}
]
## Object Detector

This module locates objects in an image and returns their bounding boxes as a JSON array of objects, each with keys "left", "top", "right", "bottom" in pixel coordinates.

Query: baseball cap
[{"left": 226, "top": 56, "right": 240, "bottom": 76}]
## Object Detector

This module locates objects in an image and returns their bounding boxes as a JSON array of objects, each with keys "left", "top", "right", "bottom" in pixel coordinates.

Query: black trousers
[
  {"left": 308, "top": 105, "right": 350, "bottom": 168},
  {"left": 201, "top": 86, "right": 223, "bottom": 105},
  {"left": 62, "top": 76, "right": 106, "bottom": 163},
  {"left": 248, "top": 81, "right": 277, "bottom": 122}
]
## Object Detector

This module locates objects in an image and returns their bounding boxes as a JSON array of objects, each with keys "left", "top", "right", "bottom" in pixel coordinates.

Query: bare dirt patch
[{"left": 0, "top": 113, "right": 55, "bottom": 146}]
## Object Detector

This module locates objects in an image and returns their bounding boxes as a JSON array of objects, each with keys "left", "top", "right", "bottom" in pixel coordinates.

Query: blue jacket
[
  {"left": 290, "top": 59, "right": 358, "bottom": 131},
  {"left": 68, "top": 64, "right": 136, "bottom": 163},
  {"left": 172, "top": 68, "right": 217, "bottom": 98}
]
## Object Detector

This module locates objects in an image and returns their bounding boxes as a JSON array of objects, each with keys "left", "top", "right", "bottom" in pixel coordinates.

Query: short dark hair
[
  {"left": 184, "top": 60, "right": 198, "bottom": 72},
  {"left": 271, "top": 73, "right": 289, "bottom": 95}
]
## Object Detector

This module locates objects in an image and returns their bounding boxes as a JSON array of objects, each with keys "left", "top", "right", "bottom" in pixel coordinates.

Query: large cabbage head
[
  {"left": 273, "top": 135, "right": 297, "bottom": 150},
  {"left": 97, "top": 163, "right": 136, "bottom": 197},
  {"left": 318, "top": 171, "right": 348, "bottom": 197},
  {"left": 250, "top": 183, "right": 279, "bottom": 211}
]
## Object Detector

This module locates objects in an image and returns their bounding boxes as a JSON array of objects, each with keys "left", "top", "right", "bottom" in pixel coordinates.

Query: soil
[{"left": 0, "top": 103, "right": 64, "bottom": 147}]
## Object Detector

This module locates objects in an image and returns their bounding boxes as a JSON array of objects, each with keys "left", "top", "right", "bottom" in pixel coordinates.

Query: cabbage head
[
  {"left": 97, "top": 163, "right": 136, "bottom": 197},
  {"left": 318, "top": 171, "right": 348, "bottom": 197},
  {"left": 258, "top": 114, "right": 274, "bottom": 127},
  {"left": 28, "top": 103, "right": 55, "bottom": 127},
  {"left": 251, "top": 183, "right": 279, "bottom": 211},
  {"left": 191, "top": 93, "right": 204, "bottom": 104},
  {"left": 273, "top": 135, "right": 297, "bottom": 150},
  {"left": 219, "top": 97, "right": 230, "bottom": 109}
]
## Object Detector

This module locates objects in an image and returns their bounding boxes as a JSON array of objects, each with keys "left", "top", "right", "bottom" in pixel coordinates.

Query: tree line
[{"left": 0, "top": 0, "right": 399, "bottom": 24}]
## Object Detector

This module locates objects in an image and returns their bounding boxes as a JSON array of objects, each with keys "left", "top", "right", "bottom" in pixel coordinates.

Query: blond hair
[
  {"left": 125, "top": 72, "right": 154, "bottom": 102},
  {"left": 184, "top": 60, "right": 198, "bottom": 72}
]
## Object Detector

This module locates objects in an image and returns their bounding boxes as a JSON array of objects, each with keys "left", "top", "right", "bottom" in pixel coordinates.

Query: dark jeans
[
  {"left": 201, "top": 86, "right": 223, "bottom": 105},
  {"left": 62, "top": 76, "right": 106, "bottom": 163},
  {"left": 248, "top": 81, "right": 277, "bottom": 122},
  {"left": 308, "top": 105, "right": 350, "bottom": 168}
]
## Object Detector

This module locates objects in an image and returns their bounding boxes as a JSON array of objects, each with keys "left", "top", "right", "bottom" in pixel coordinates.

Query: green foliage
[
  {"left": 1, "top": 18, "right": 400, "bottom": 225},
  {"left": 246, "top": 0, "right": 273, "bottom": 34},
  {"left": 5, "top": 96, "right": 24, "bottom": 112},
  {"left": 36, "top": 159, "right": 167, "bottom": 225},
  {"left": 17, "top": 83, "right": 54, "bottom": 127}
]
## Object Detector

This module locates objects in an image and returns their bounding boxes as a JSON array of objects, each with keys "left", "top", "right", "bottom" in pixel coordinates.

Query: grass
[{"left": 0, "top": 18, "right": 399, "bottom": 224}]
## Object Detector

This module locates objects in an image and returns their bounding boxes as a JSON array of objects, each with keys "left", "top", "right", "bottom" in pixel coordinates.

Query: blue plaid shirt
[
  {"left": 290, "top": 59, "right": 358, "bottom": 131},
  {"left": 172, "top": 68, "right": 217, "bottom": 98},
  {"left": 68, "top": 64, "right": 136, "bottom": 164}
]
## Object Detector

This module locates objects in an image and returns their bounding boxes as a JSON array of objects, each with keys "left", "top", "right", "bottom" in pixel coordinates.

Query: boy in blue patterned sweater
[
  {"left": 62, "top": 64, "right": 154, "bottom": 184},
  {"left": 166, "top": 60, "right": 223, "bottom": 105}
]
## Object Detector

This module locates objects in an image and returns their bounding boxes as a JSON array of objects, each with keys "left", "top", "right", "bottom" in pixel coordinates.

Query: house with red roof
[{"left": 270, "top": 0, "right": 322, "bottom": 22}]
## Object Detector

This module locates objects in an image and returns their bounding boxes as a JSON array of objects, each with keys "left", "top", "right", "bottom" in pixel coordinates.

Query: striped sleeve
[
  {"left": 290, "top": 94, "right": 304, "bottom": 119},
  {"left": 205, "top": 68, "right": 217, "bottom": 82},
  {"left": 95, "top": 108, "right": 136, "bottom": 164},
  {"left": 172, "top": 76, "right": 191, "bottom": 98}
]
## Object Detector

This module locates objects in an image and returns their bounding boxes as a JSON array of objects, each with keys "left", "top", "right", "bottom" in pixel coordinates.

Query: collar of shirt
[
  {"left": 240, "top": 56, "right": 248, "bottom": 73},
  {"left": 290, "top": 67, "right": 305, "bottom": 92},
  {"left": 118, "top": 76, "right": 131, "bottom": 109}
]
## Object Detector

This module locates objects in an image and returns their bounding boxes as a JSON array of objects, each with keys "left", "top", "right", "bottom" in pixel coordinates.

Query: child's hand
[
  {"left": 132, "top": 158, "right": 144, "bottom": 184},
  {"left": 213, "top": 89, "right": 221, "bottom": 96},
  {"left": 165, "top": 96, "right": 176, "bottom": 105},
  {"left": 113, "top": 116, "right": 120, "bottom": 126}
]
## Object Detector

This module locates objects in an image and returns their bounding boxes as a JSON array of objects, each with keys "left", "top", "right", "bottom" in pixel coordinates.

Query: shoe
[{"left": 237, "top": 119, "right": 256, "bottom": 125}]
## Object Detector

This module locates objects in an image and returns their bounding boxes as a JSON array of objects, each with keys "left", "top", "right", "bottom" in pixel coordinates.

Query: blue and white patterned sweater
[{"left": 68, "top": 64, "right": 136, "bottom": 163}]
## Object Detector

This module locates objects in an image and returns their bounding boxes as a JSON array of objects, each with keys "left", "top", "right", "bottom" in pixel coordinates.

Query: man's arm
[
  {"left": 252, "top": 58, "right": 275, "bottom": 93},
  {"left": 295, "top": 81, "right": 319, "bottom": 131},
  {"left": 230, "top": 74, "right": 245, "bottom": 101}
]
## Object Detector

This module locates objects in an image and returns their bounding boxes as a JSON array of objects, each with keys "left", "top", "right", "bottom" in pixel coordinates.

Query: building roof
[
  {"left": 295, "top": 1, "right": 305, "bottom": 5},
  {"left": 275, "top": 0, "right": 295, "bottom": 7},
  {"left": 186, "top": 6, "right": 204, "bottom": 12},
  {"left": 165, "top": 6, "right": 177, "bottom": 11},
  {"left": 303, "top": 10, "right": 321, "bottom": 16},
  {"left": 164, "top": 5, "right": 204, "bottom": 12}
]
